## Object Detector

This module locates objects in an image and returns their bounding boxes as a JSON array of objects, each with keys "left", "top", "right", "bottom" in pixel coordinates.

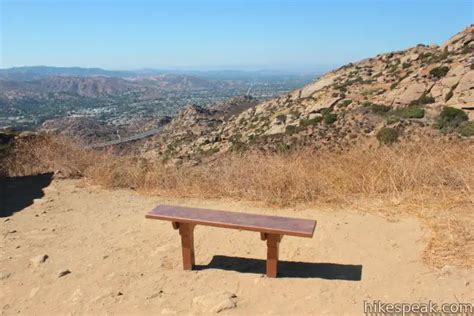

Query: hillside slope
[{"left": 144, "top": 25, "right": 474, "bottom": 162}]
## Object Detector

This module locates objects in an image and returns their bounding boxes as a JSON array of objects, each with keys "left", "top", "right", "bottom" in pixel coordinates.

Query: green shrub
[
  {"left": 340, "top": 99, "right": 352, "bottom": 107},
  {"left": 300, "top": 116, "right": 322, "bottom": 127},
  {"left": 285, "top": 125, "right": 302, "bottom": 135},
  {"left": 386, "top": 115, "right": 400, "bottom": 125},
  {"left": 460, "top": 121, "right": 474, "bottom": 137},
  {"left": 410, "top": 94, "right": 435, "bottom": 106},
  {"left": 429, "top": 66, "right": 449, "bottom": 78},
  {"left": 437, "top": 107, "right": 468, "bottom": 132},
  {"left": 376, "top": 127, "right": 399, "bottom": 145},
  {"left": 391, "top": 105, "right": 425, "bottom": 119},
  {"left": 364, "top": 102, "right": 391, "bottom": 114},
  {"left": 323, "top": 113, "right": 337, "bottom": 124},
  {"left": 320, "top": 108, "right": 332, "bottom": 115}
]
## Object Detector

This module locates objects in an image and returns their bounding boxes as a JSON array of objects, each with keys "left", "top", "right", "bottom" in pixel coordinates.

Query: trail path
[{"left": 1, "top": 179, "right": 472, "bottom": 315}]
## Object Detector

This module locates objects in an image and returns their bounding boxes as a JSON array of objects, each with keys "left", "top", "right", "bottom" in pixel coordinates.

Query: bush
[
  {"left": 386, "top": 115, "right": 400, "bottom": 125},
  {"left": 340, "top": 99, "right": 352, "bottom": 107},
  {"left": 323, "top": 113, "right": 337, "bottom": 124},
  {"left": 410, "top": 94, "right": 435, "bottom": 106},
  {"left": 300, "top": 116, "right": 322, "bottom": 127},
  {"left": 364, "top": 102, "right": 391, "bottom": 114},
  {"left": 429, "top": 66, "right": 449, "bottom": 78},
  {"left": 285, "top": 125, "right": 302, "bottom": 135},
  {"left": 437, "top": 107, "right": 468, "bottom": 132},
  {"left": 376, "top": 127, "right": 399, "bottom": 145},
  {"left": 320, "top": 108, "right": 332, "bottom": 115},
  {"left": 460, "top": 121, "right": 474, "bottom": 137},
  {"left": 391, "top": 105, "right": 425, "bottom": 119}
]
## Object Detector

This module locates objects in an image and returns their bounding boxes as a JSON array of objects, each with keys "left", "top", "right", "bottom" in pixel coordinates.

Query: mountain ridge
[{"left": 141, "top": 25, "right": 474, "bottom": 162}]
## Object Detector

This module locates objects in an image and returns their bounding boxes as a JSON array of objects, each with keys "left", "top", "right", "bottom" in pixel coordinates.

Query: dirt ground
[{"left": 1, "top": 176, "right": 473, "bottom": 315}]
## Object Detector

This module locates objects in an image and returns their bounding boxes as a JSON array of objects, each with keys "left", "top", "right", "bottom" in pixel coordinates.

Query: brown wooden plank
[
  {"left": 146, "top": 204, "right": 316, "bottom": 238},
  {"left": 266, "top": 234, "right": 281, "bottom": 277}
]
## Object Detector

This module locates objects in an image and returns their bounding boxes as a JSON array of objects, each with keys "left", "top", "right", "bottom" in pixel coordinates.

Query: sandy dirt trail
[{"left": 1, "top": 177, "right": 473, "bottom": 315}]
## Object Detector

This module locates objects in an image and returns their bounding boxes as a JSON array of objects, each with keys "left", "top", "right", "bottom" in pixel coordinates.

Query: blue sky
[{"left": 0, "top": 0, "right": 472, "bottom": 71}]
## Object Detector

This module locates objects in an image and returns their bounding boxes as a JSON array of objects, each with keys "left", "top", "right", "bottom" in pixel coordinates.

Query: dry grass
[
  {"left": 3, "top": 135, "right": 97, "bottom": 178},
  {"left": 4, "top": 134, "right": 474, "bottom": 268}
]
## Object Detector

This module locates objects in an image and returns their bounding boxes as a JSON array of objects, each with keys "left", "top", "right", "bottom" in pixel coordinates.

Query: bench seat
[{"left": 146, "top": 204, "right": 317, "bottom": 277}]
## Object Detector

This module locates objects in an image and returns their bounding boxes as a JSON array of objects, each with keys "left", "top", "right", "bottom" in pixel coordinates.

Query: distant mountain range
[
  {"left": 0, "top": 66, "right": 136, "bottom": 81},
  {"left": 0, "top": 74, "right": 219, "bottom": 98},
  {"left": 0, "top": 66, "right": 319, "bottom": 81}
]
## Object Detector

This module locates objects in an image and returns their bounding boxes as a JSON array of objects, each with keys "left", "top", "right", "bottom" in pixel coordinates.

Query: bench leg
[
  {"left": 263, "top": 233, "right": 282, "bottom": 278},
  {"left": 174, "top": 223, "right": 195, "bottom": 270}
]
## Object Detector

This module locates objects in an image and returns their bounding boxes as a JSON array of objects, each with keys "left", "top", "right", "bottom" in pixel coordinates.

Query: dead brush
[{"left": 3, "top": 134, "right": 99, "bottom": 177}]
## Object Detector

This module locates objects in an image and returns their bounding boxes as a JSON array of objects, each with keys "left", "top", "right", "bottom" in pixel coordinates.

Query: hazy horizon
[
  {"left": 0, "top": 64, "right": 330, "bottom": 75},
  {"left": 1, "top": 0, "right": 472, "bottom": 71}
]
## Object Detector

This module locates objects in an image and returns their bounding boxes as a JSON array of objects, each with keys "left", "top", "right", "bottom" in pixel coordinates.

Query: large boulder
[
  {"left": 394, "top": 82, "right": 429, "bottom": 105},
  {"left": 300, "top": 74, "right": 338, "bottom": 98}
]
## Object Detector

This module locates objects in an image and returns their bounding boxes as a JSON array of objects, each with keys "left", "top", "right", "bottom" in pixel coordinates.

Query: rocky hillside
[
  {"left": 143, "top": 25, "right": 474, "bottom": 162},
  {"left": 39, "top": 117, "right": 122, "bottom": 144},
  {"left": 39, "top": 115, "right": 173, "bottom": 145},
  {"left": 142, "top": 96, "right": 258, "bottom": 161}
]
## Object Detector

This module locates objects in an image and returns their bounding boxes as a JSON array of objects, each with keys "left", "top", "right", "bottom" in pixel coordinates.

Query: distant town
[{"left": 0, "top": 67, "right": 318, "bottom": 130}]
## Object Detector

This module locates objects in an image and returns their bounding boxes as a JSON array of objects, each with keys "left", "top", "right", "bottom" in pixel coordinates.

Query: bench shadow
[
  {"left": 195, "top": 255, "right": 362, "bottom": 280},
  {"left": 0, "top": 173, "right": 54, "bottom": 218}
]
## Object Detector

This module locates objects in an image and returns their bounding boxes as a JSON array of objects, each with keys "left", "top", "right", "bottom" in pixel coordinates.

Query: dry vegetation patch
[{"left": 3, "top": 135, "right": 473, "bottom": 268}]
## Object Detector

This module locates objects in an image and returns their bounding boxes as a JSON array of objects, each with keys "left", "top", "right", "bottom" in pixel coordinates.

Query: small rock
[
  {"left": 58, "top": 269, "right": 71, "bottom": 278},
  {"left": 70, "top": 288, "right": 83, "bottom": 303},
  {"left": 146, "top": 290, "right": 164, "bottom": 299},
  {"left": 30, "top": 254, "right": 48, "bottom": 267},
  {"left": 29, "top": 287, "right": 40, "bottom": 298},
  {"left": 193, "top": 291, "right": 237, "bottom": 313},
  {"left": 465, "top": 281, "right": 470, "bottom": 286},
  {"left": 8, "top": 230, "right": 17, "bottom": 234},
  {"left": 3, "top": 218, "right": 10, "bottom": 222},
  {"left": 117, "top": 291, "right": 123, "bottom": 296},
  {"left": 439, "top": 265, "right": 455, "bottom": 276}
]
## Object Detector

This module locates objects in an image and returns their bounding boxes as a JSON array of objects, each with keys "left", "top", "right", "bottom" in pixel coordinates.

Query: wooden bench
[{"left": 146, "top": 204, "right": 316, "bottom": 277}]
